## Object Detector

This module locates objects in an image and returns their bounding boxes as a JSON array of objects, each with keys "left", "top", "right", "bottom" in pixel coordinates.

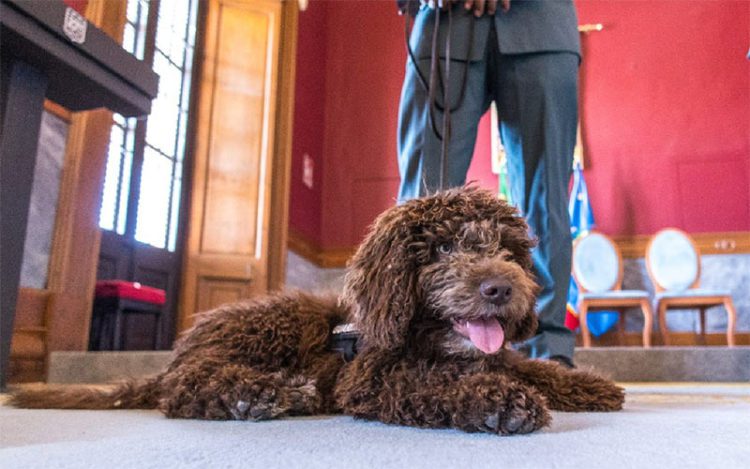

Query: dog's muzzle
[{"left": 329, "top": 323, "right": 360, "bottom": 362}]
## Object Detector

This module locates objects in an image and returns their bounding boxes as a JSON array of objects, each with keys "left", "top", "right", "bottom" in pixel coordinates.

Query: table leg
[{"left": 0, "top": 58, "right": 48, "bottom": 391}]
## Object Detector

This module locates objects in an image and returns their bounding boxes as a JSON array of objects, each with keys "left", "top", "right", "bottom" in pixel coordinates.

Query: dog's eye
[{"left": 436, "top": 242, "right": 453, "bottom": 255}]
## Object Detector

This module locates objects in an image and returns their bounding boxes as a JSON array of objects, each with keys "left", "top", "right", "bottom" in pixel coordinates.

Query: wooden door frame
[{"left": 267, "top": 0, "right": 298, "bottom": 290}]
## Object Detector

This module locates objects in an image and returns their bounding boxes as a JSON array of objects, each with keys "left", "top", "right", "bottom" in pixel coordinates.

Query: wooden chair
[
  {"left": 572, "top": 231, "right": 653, "bottom": 348},
  {"left": 89, "top": 280, "right": 166, "bottom": 351},
  {"left": 645, "top": 228, "right": 736, "bottom": 346}
]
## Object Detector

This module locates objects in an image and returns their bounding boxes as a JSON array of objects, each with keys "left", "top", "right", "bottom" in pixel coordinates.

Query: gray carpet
[{"left": 1, "top": 384, "right": 749, "bottom": 469}]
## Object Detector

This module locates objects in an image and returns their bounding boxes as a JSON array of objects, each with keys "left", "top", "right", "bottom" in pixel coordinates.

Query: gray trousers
[{"left": 397, "top": 26, "right": 579, "bottom": 360}]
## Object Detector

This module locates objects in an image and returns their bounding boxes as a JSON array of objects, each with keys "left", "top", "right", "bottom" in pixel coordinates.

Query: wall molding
[
  {"left": 43, "top": 100, "right": 71, "bottom": 122},
  {"left": 9, "top": 288, "right": 51, "bottom": 383},
  {"left": 288, "top": 230, "right": 750, "bottom": 269},
  {"left": 287, "top": 230, "right": 354, "bottom": 269},
  {"left": 614, "top": 231, "right": 750, "bottom": 259},
  {"left": 578, "top": 331, "right": 749, "bottom": 347}
]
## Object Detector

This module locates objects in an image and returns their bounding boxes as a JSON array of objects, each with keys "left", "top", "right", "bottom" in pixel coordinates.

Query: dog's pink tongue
[{"left": 466, "top": 318, "right": 505, "bottom": 354}]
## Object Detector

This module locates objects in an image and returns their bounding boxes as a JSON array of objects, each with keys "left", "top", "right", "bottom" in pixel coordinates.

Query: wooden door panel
[
  {"left": 132, "top": 246, "right": 172, "bottom": 291},
  {"left": 196, "top": 277, "right": 253, "bottom": 313},
  {"left": 201, "top": 3, "right": 276, "bottom": 256},
  {"left": 179, "top": 0, "right": 288, "bottom": 330},
  {"left": 97, "top": 230, "right": 131, "bottom": 280},
  {"left": 131, "top": 243, "right": 178, "bottom": 348}
]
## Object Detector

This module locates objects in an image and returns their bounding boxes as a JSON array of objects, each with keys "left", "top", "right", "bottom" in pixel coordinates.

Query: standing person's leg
[
  {"left": 494, "top": 52, "right": 579, "bottom": 362},
  {"left": 397, "top": 30, "right": 490, "bottom": 202}
]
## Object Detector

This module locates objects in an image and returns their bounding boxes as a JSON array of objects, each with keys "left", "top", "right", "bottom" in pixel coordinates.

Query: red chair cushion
[{"left": 95, "top": 280, "right": 166, "bottom": 305}]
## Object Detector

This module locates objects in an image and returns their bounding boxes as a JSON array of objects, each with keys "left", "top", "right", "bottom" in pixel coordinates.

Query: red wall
[
  {"left": 63, "top": 0, "right": 88, "bottom": 14},
  {"left": 290, "top": 0, "right": 750, "bottom": 250},
  {"left": 289, "top": 1, "right": 328, "bottom": 243},
  {"left": 576, "top": 0, "right": 750, "bottom": 235}
]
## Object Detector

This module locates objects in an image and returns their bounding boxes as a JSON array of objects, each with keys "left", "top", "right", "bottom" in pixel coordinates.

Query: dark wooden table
[{"left": 0, "top": 0, "right": 158, "bottom": 390}]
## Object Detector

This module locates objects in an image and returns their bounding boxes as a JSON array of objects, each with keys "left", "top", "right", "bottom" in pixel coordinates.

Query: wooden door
[
  {"left": 178, "top": 0, "right": 297, "bottom": 331},
  {"left": 93, "top": 0, "right": 201, "bottom": 350}
]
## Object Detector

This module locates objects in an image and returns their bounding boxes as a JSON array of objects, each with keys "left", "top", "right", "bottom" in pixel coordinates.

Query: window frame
[{"left": 99, "top": 0, "right": 200, "bottom": 253}]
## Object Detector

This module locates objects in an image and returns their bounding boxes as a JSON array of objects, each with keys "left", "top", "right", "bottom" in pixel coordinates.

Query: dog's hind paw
[
  {"left": 548, "top": 373, "right": 625, "bottom": 412},
  {"left": 579, "top": 381, "right": 625, "bottom": 412}
]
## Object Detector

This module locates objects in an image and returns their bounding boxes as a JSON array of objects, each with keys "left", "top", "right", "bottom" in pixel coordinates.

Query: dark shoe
[{"left": 549, "top": 355, "right": 576, "bottom": 369}]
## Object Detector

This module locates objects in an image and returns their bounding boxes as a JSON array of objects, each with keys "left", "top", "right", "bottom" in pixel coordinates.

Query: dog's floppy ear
[{"left": 341, "top": 206, "right": 418, "bottom": 351}]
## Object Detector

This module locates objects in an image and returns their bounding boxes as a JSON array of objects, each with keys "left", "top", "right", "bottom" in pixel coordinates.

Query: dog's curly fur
[{"left": 10, "top": 187, "right": 624, "bottom": 435}]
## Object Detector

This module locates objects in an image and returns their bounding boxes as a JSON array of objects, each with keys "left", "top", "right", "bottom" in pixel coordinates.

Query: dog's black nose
[{"left": 479, "top": 277, "right": 513, "bottom": 305}]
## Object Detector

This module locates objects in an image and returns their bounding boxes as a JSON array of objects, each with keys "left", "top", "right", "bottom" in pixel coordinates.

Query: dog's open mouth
[{"left": 452, "top": 318, "right": 505, "bottom": 354}]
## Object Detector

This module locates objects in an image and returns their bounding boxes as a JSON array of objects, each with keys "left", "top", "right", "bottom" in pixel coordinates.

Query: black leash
[{"left": 402, "top": 0, "right": 474, "bottom": 190}]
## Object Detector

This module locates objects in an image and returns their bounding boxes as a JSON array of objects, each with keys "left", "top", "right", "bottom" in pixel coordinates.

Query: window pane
[
  {"left": 99, "top": 124, "right": 124, "bottom": 231},
  {"left": 135, "top": 147, "right": 173, "bottom": 249},
  {"left": 116, "top": 149, "right": 132, "bottom": 234},
  {"left": 146, "top": 53, "right": 180, "bottom": 156},
  {"left": 134, "top": 0, "right": 198, "bottom": 251},
  {"left": 99, "top": 118, "right": 136, "bottom": 235},
  {"left": 125, "top": 0, "right": 150, "bottom": 60},
  {"left": 98, "top": 0, "right": 150, "bottom": 234},
  {"left": 122, "top": 24, "right": 135, "bottom": 55}
]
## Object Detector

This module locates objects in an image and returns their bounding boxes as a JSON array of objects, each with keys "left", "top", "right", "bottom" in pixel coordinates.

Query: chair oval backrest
[
  {"left": 572, "top": 232, "right": 621, "bottom": 293},
  {"left": 646, "top": 228, "right": 699, "bottom": 292}
]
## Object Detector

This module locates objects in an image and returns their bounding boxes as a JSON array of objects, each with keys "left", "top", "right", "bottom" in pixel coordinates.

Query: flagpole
[
  {"left": 573, "top": 122, "right": 584, "bottom": 169},
  {"left": 566, "top": 22, "right": 605, "bottom": 331},
  {"left": 574, "top": 23, "right": 603, "bottom": 170}
]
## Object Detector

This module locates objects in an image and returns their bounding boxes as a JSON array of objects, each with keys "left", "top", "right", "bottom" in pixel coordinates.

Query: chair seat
[
  {"left": 581, "top": 290, "right": 649, "bottom": 300},
  {"left": 95, "top": 280, "right": 166, "bottom": 305},
  {"left": 655, "top": 289, "right": 731, "bottom": 301}
]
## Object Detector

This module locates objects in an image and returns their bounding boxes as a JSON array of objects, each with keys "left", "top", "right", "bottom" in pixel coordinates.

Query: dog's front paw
[
  {"left": 228, "top": 383, "right": 283, "bottom": 420},
  {"left": 229, "top": 374, "right": 321, "bottom": 421},
  {"left": 481, "top": 390, "right": 551, "bottom": 435}
]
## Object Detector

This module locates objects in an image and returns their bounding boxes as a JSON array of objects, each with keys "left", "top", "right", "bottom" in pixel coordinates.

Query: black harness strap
[{"left": 330, "top": 323, "right": 360, "bottom": 362}]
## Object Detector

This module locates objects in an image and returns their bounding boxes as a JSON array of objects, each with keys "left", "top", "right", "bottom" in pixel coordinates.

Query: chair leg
[
  {"left": 88, "top": 313, "right": 100, "bottom": 351},
  {"left": 617, "top": 309, "right": 626, "bottom": 345},
  {"left": 113, "top": 307, "right": 125, "bottom": 351},
  {"left": 154, "top": 313, "right": 162, "bottom": 350},
  {"left": 579, "top": 303, "right": 591, "bottom": 348},
  {"left": 657, "top": 301, "right": 670, "bottom": 346},
  {"left": 724, "top": 298, "right": 737, "bottom": 347},
  {"left": 640, "top": 299, "right": 653, "bottom": 348},
  {"left": 699, "top": 307, "right": 706, "bottom": 345}
]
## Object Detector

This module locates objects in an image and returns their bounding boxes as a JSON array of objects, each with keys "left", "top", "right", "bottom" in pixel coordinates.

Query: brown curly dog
[{"left": 10, "top": 187, "right": 623, "bottom": 435}]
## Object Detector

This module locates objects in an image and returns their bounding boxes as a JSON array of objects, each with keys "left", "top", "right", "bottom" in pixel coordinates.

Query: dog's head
[{"left": 341, "top": 187, "right": 539, "bottom": 356}]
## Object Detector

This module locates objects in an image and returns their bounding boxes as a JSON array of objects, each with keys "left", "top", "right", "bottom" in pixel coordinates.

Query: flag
[
  {"left": 497, "top": 146, "right": 512, "bottom": 203},
  {"left": 491, "top": 103, "right": 513, "bottom": 203},
  {"left": 568, "top": 162, "right": 595, "bottom": 239},
  {"left": 565, "top": 162, "right": 618, "bottom": 336}
]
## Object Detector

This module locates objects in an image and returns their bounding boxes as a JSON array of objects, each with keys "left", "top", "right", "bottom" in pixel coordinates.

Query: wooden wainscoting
[
  {"left": 178, "top": 0, "right": 298, "bottom": 331},
  {"left": 9, "top": 289, "right": 51, "bottom": 382},
  {"left": 576, "top": 332, "right": 750, "bottom": 347},
  {"left": 614, "top": 231, "right": 750, "bottom": 258},
  {"left": 287, "top": 230, "right": 355, "bottom": 269}
]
